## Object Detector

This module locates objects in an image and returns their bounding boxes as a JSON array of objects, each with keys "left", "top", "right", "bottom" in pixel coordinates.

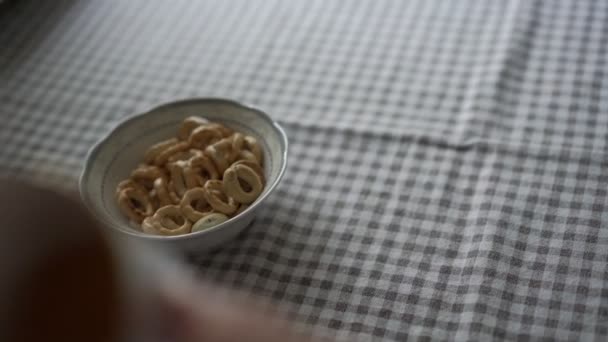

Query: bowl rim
[{"left": 79, "top": 97, "right": 288, "bottom": 241}]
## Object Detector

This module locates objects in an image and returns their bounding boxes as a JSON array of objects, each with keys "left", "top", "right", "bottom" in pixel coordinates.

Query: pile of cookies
[{"left": 115, "top": 116, "right": 265, "bottom": 236}]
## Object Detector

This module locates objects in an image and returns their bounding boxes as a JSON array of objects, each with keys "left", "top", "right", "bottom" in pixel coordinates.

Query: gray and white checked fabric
[{"left": 2, "top": 0, "right": 608, "bottom": 340}]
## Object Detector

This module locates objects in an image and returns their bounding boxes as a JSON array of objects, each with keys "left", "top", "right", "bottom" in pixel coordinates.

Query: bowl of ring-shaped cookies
[{"left": 80, "top": 98, "right": 288, "bottom": 253}]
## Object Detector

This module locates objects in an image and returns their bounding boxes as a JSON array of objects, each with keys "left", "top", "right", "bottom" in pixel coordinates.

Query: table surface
[{"left": 2, "top": 0, "right": 608, "bottom": 340}]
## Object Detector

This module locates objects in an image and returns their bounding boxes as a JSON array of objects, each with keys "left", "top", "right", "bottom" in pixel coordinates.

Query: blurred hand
[{"left": 1, "top": 180, "right": 324, "bottom": 342}]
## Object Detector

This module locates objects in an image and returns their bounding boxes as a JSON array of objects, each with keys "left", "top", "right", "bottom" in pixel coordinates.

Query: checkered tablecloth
[{"left": 2, "top": 0, "right": 608, "bottom": 340}]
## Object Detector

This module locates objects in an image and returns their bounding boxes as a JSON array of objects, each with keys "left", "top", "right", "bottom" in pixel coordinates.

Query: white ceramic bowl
[{"left": 80, "top": 98, "right": 288, "bottom": 254}]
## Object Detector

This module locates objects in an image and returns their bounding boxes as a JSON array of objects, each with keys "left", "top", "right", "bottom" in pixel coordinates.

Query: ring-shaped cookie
[
  {"left": 178, "top": 116, "right": 209, "bottom": 140},
  {"left": 144, "top": 138, "right": 178, "bottom": 164},
  {"left": 153, "top": 141, "right": 190, "bottom": 166},
  {"left": 116, "top": 179, "right": 146, "bottom": 194},
  {"left": 235, "top": 203, "right": 249, "bottom": 215},
  {"left": 207, "top": 123, "right": 234, "bottom": 137},
  {"left": 117, "top": 187, "right": 154, "bottom": 224},
  {"left": 167, "top": 148, "right": 203, "bottom": 163},
  {"left": 184, "top": 165, "right": 201, "bottom": 190},
  {"left": 230, "top": 133, "right": 244, "bottom": 161},
  {"left": 203, "top": 180, "right": 238, "bottom": 215},
  {"left": 204, "top": 139, "right": 232, "bottom": 174},
  {"left": 142, "top": 205, "right": 191, "bottom": 236},
  {"left": 222, "top": 164, "right": 263, "bottom": 204},
  {"left": 156, "top": 205, "right": 191, "bottom": 234},
  {"left": 153, "top": 177, "right": 179, "bottom": 206},
  {"left": 185, "top": 155, "right": 219, "bottom": 188},
  {"left": 232, "top": 160, "right": 265, "bottom": 185},
  {"left": 167, "top": 161, "right": 189, "bottom": 197},
  {"left": 243, "top": 136, "right": 263, "bottom": 165},
  {"left": 131, "top": 165, "right": 165, "bottom": 191},
  {"left": 180, "top": 187, "right": 213, "bottom": 222},
  {"left": 191, "top": 213, "right": 229, "bottom": 232},
  {"left": 236, "top": 150, "right": 258, "bottom": 164},
  {"left": 189, "top": 126, "right": 222, "bottom": 150}
]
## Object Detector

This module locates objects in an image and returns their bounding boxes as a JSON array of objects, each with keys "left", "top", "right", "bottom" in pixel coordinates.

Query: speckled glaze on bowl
[{"left": 79, "top": 98, "right": 288, "bottom": 254}]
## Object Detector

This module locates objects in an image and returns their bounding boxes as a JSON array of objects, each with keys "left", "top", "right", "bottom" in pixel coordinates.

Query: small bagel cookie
[
  {"left": 222, "top": 164, "right": 263, "bottom": 204},
  {"left": 204, "top": 139, "right": 233, "bottom": 174},
  {"left": 153, "top": 177, "right": 179, "bottom": 206},
  {"left": 167, "top": 148, "right": 203, "bottom": 163},
  {"left": 184, "top": 165, "right": 201, "bottom": 190},
  {"left": 185, "top": 154, "right": 219, "bottom": 188},
  {"left": 191, "top": 213, "right": 229, "bottom": 232},
  {"left": 180, "top": 187, "right": 213, "bottom": 222},
  {"left": 144, "top": 138, "right": 179, "bottom": 164},
  {"left": 142, "top": 205, "right": 191, "bottom": 236},
  {"left": 203, "top": 180, "right": 238, "bottom": 215},
  {"left": 167, "top": 160, "right": 189, "bottom": 198},
  {"left": 243, "top": 135, "right": 263, "bottom": 165},
  {"left": 232, "top": 160, "right": 265, "bottom": 185},
  {"left": 236, "top": 150, "right": 258, "bottom": 164},
  {"left": 117, "top": 187, "right": 154, "bottom": 224},
  {"left": 116, "top": 179, "right": 146, "bottom": 195},
  {"left": 131, "top": 165, "right": 166, "bottom": 191},
  {"left": 153, "top": 141, "right": 190, "bottom": 166},
  {"left": 235, "top": 204, "right": 249, "bottom": 215},
  {"left": 207, "top": 123, "right": 234, "bottom": 137},
  {"left": 178, "top": 116, "right": 209, "bottom": 141},
  {"left": 189, "top": 125, "right": 222, "bottom": 150},
  {"left": 230, "top": 133, "right": 245, "bottom": 161}
]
